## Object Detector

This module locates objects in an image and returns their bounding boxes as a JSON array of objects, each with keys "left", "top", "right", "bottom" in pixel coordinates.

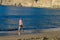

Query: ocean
[{"left": 0, "top": 5, "right": 60, "bottom": 31}]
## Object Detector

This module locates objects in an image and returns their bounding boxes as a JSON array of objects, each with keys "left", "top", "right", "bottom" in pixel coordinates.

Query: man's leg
[{"left": 18, "top": 26, "right": 21, "bottom": 36}]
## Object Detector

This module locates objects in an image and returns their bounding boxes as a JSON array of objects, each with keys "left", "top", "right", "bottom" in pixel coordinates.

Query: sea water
[{"left": 0, "top": 5, "right": 60, "bottom": 31}]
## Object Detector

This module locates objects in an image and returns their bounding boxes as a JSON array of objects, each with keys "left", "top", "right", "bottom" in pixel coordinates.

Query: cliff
[{"left": 0, "top": 0, "right": 60, "bottom": 8}]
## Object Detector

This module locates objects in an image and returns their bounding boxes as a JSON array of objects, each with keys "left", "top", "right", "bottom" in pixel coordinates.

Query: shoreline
[
  {"left": 0, "top": 5, "right": 60, "bottom": 9},
  {"left": 0, "top": 30, "right": 60, "bottom": 40}
]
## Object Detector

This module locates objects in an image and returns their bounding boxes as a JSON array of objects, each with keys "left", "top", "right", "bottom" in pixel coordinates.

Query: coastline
[
  {"left": 0, "top": 5, "right": 60, "bottom": 9},
  {"left": 0, "top": 29, "right": 60, "bottom": 40},
  {"left": 0, "top": 30, "right": 60, "bottom": 40}
]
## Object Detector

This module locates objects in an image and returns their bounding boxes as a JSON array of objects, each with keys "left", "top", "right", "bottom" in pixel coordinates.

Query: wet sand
[{"left": 0, "top": 30, "right": 60, "bottom": 40}]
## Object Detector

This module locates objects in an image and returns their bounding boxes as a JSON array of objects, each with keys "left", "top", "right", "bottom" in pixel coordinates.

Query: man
[{"left": 18, "top": 18, "right": 23, "bottom": 36}]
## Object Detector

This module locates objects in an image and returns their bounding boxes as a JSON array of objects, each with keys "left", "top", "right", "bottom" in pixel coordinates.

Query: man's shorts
[{"left": 20, "top": 25, "right": 23, "bottom": 28}]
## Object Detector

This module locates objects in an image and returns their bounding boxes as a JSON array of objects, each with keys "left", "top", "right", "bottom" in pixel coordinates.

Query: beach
[{"left": 0, "top": 29, "right": 60, "bottom": 40}]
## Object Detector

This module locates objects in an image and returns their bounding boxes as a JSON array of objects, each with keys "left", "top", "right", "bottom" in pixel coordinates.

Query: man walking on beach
[{"left": 18, "top": 18, "right": 23, "bottom": 36}]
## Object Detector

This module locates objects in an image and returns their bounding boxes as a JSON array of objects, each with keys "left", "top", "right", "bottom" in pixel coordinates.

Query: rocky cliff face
[{"left": 0, "top": 0, "right": 60, "bottom": 8}]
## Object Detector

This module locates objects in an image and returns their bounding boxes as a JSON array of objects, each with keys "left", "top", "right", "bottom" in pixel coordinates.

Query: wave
[
  {"left": 0, "top": 28, "right": 18, "bottom": 31},
  {"left": 0, "top": 27, "right": 58, "bottom": 31}
]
